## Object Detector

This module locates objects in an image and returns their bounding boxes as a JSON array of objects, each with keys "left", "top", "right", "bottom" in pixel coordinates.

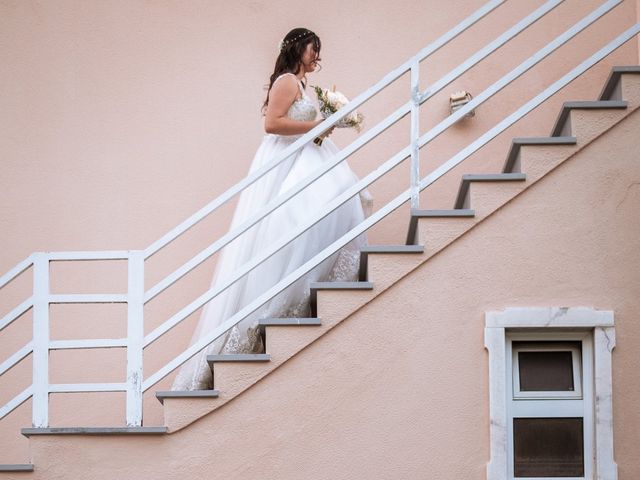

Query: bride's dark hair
[{"left": 262, "top": 28, "right": 321, "bottom": 113}]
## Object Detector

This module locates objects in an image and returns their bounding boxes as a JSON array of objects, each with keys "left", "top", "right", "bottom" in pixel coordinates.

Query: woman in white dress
[{"left": 172, "top": 28, "right": 370, "bottom": 391}]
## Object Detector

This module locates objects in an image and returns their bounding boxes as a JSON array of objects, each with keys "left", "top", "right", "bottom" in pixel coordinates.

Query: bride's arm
[{"left": 264, "top": 76, "right": 326, "bottom": 136}]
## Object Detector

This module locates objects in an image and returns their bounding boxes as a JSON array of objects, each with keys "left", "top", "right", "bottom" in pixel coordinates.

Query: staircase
[
  {"left": 148, "top": 66, "right": 639, "bottom": 432},
  {"left": 1, "top": 63, "right": 637, "bottom": 479},
  {"left": 1, "top": 0, "right": 639, "bottom": 474}
]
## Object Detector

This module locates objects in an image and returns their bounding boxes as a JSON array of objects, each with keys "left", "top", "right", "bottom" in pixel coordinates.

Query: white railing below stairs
[{"left": 0, "top": 0, "right": 638, "bottom": 429}]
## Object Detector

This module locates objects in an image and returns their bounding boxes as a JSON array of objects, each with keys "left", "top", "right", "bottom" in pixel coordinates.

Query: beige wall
[
  {"left": 1, "top": 0, "right": 639, "bottom": 469},
  {"left": 13, "top": 99, "right": 640, "bottom": 480}
]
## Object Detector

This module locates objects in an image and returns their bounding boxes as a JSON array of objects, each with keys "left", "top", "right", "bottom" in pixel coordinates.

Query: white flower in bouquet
[{"left": 313, "top": 85, "right": 364, "bottom": 132}]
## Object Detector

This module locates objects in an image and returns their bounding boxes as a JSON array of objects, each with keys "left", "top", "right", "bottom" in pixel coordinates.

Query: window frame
[
  {"left": 484, "top": 307, "right": 617, "bottom": 480},
  {"left": 512, "top": 341, "right": 583, "bottom": 400},
  {"left": 507, "top": 331, "right": 593, "bottom": 480}
]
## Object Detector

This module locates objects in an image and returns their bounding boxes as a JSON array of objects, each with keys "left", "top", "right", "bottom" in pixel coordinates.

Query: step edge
[
  {"left": 258, "top": 318, "right": 321, "bottom": 326},
  {"left": 504, "top": 137, "right": 577, "bottom": 172},
  {"left": 309, "top": 281, "right": 374, "bottom": 290},
  {"left": 206, "top": 354, "right": 271, "bottom": 362},
  {"left": 0, "top": 464, "right": 34, "bottom": 472},
  {"left": 410, "top": 209, "right": 476, "bottom": 217},
  {"left": 21, "top": 427, "right": 167, "bottom": 437},
  {"left": 360, "top": 245, "right": 424, "bottom": 253},
  {"left": 155, "top": 390, "right": 220, "bottom": 404},
  {"left": 599, "top": 66, "right": 640, "bottom": 100}
]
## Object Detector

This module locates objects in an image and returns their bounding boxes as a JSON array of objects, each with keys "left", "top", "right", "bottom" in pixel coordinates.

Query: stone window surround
[{"left": 484, "top": 307, "right": 617, "bottom": 480}]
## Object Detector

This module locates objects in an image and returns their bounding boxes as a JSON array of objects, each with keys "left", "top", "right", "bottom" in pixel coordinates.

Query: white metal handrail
[
  {"left": 144, "top": 20, "right": 640, "bottom": 391},
  {"left": 0, "top": 0, "right": 634, "bottom": 430},
  {"left": 143, "top": 0, "right": 564, "bottom": 305}
]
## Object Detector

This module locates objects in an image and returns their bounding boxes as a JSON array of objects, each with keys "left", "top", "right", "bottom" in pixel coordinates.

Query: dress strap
[{"left": 273, "top": 73, "right": 305, "bottom": 97}]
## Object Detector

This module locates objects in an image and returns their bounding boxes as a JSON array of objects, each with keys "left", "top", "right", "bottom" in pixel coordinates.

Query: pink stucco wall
[
  {"left": 1, "top": 0, "right": 639, "bottom": 470},
  {"left": 9, "top": 95, "right": 640, "bottom": 480}
]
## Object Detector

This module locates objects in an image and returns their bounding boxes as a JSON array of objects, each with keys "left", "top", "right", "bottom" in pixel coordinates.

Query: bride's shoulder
[
  {"left": 270, "top": 73, "right": 301, "bottom": 101},
  {"left": 273, "top": 72, "right": 298, "bottom": 85}
]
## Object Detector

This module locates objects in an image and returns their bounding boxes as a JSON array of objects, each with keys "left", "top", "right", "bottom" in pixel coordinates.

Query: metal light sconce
[{"left": 449, "top": 90, "right": 475, "bottom": 118}]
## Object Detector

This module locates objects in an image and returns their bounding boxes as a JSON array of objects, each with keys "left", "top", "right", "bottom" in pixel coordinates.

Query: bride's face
[{"left": 300, "top": 42, "right": 320, "bottom": 74}]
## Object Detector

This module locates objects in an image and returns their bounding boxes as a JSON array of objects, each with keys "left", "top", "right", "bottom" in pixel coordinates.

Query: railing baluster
[
  {"left": 410, "top": 60, "right": 421, "bottom": 209},
  {"left": 126, "top": 251, "right": 144, "bottom": 427},
  {"left": 31, "top": 253, "right": 49, "bottom": 428}
]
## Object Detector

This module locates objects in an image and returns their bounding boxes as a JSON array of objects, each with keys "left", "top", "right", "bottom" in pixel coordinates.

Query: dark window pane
[
  {"left": 518, "top": 351, "right": 574, "bottom": 391},
  {"left": 514, "top": 418, "right": 584, "bottom": 477}
]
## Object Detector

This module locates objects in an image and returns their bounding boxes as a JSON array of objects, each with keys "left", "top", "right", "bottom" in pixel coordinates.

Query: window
[
  {"left": 484, "top": 308, "right": 617, "bottom": 480},
  {"left": 507, "top": 334, "right": 593, "bottom": 479}
]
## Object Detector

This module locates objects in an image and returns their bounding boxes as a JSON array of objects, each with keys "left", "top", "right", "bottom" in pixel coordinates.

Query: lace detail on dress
[
  {"left": 273, "top": 73, "right": 317, "bottom": 124},
  {"left": 220, "top": 322, "right": 264, "bottom": 354},
  {"left": 328, "top": 247, "right": 361, "bottom": 282}
]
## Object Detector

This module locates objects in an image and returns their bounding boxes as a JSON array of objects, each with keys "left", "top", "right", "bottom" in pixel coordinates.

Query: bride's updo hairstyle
[{"left": 262, "top": 28, "right": 321, "bottom": 113}]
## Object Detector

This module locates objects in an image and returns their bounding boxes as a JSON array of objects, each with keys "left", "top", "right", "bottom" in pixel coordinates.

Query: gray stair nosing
[
  {"left": 310, "top": 281, "right": 374, "bottom": 290},
  {"left": 21, "top": 427, "right": 167, "bottom": 437},
  {"left": 155, "top": 390, "right": 220, "bottom": 404},
  {"left": 550, "top": 101, "right": 627, "bottom": 137},
  {"left": 410, "top": 208, "right": 476, "bottom": 217},
  {"left": 0, "top": 464, "right": 34, "bottom": 472},
  {"left": 599, "top": 66, "right": 640, "bottom": 100},
  {"left": 207, "top": 354, "right": 271, "bottom": 363},
  {"left": 359, "top": 245, "right": 424, "bottom": 280},
  {"left": 258, "top": 318, "right": 321, "bottom": 327},
  {"left": 454, "top": 173, "right": 526, "bottom": 209},
  {"left": 503, "top": 137, "right": 577, "bottom": 173}
]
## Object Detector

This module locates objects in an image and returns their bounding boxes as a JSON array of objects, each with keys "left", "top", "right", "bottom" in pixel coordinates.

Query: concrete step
[
  {"left": 454, "top": 173, "right": 527, "bottom": 210},
  {"left": 599, "top": 66, "right": 640, "bottom": 104},
  {"left": 309, "top": 282, "right": 374, "bottom": 317},
  {"left": 550, "top": 101, "right": 627, "bottom": 137},
  {"left": 0, "top": 464, "right": 34, "bottom": 473},
  {"left": 503, "top": 137, "right": 577, "bottom": 174},
  {"left": 406, "top": 209, "right": 475, "bottom": 246},
  {"left": 358, "top": 245, "right": 424, "bottom": 281},
  {"left": 259, "top": 318, "right": 322, "bottom": 358}
]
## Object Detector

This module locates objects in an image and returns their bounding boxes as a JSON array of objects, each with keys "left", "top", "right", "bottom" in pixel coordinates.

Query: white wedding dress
[{"left": 172, "top": 73, "right": 371, "bottom": 391}]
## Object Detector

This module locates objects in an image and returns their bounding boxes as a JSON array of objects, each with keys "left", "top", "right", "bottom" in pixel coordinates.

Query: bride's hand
[{"left": 316, "top": 120, "right": 335, "bottom": 139}]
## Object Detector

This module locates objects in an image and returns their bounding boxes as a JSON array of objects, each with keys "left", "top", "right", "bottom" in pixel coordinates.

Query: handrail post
[
  {"left": 32, "top": 253, "right": 49, "bottom": 427},
  {"left": 126, "top": 251, "right": 144, "bottom": 426},
  {"left": 410, "top": 60, "right": 420, "bottom": 209}
]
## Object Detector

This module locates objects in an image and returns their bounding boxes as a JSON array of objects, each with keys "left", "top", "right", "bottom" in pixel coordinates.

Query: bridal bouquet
[{"left": 313, "top": 85, "right": 365, "bottom": 133}]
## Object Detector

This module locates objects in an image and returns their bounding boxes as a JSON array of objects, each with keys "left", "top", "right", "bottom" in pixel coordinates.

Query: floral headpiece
[{"left": 278, "top": 30, "right": 314, "bottom": 53}]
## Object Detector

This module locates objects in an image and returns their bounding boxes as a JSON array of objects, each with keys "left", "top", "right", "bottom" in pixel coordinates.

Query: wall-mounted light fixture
[{"left": 449, "top": 90, "right": 475, "bottom": 118}]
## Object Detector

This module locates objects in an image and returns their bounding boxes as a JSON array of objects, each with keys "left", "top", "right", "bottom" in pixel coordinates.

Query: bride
[{"left": 172, "top": 28, "right": 371, "bottom": 391}]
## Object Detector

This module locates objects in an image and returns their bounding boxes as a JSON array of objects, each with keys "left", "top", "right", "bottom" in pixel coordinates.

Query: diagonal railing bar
[
  {"left": 143, "top": 21, "right": 640, "bottom": 391},
  {"left": 141, "top": 0, "right": 504, "bottom": 261},
  {"left": 142, "top": 1, "right": 615, "bottom": 348},
  {"left": 0, "top": 256, "right": 33, "bottom": 290},
  {"left": 143, "top": 0, "right": 565, "bottom": 303},
  {"left": 0, "top": 343, "right": 33, "bottom": 377},
  {"left": 0, "top": 387, "right": 33, "bottom": 421},
  {"left": 0, "top": 297, "right": 33, "bottom": 332}
]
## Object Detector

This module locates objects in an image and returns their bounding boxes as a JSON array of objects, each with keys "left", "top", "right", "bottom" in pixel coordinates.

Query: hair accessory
[{"left": 279, "top": 30, "right": 313, "bottom": 53}]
